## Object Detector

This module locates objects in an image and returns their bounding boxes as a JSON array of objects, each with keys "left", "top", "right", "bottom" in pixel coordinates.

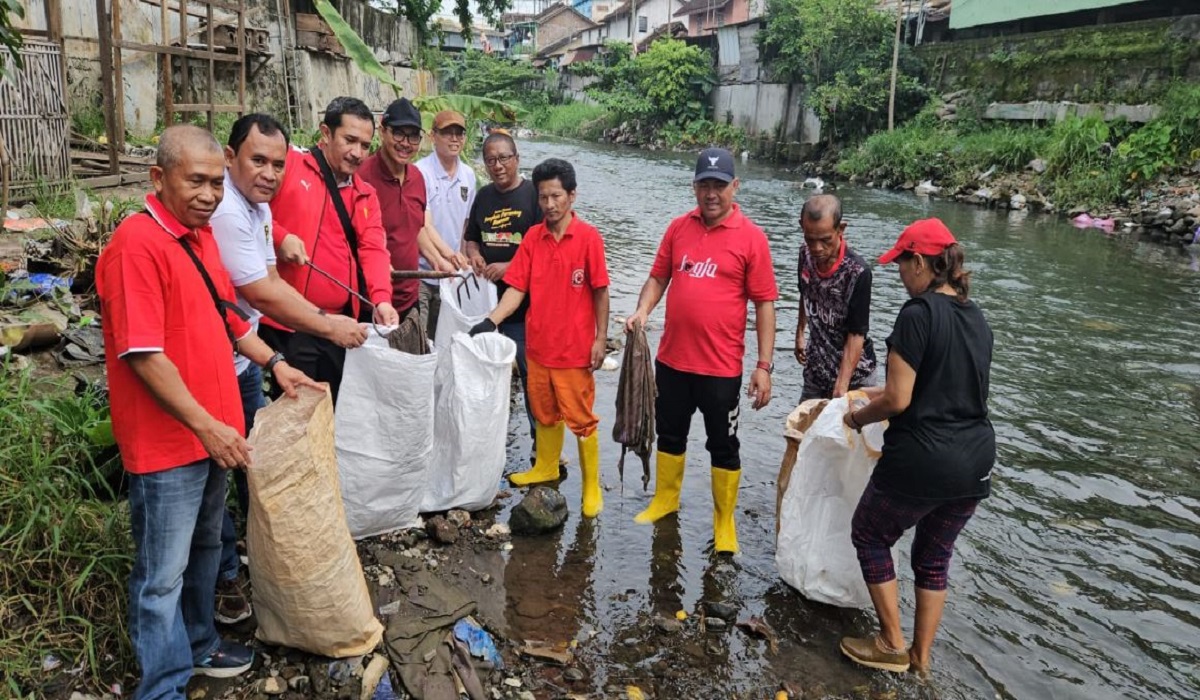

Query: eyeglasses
[
  {"left": 386, "top": 126, "right": 423, "bottom": 144},
  {"left": 484, "top": 154, "right": 516, "bottom": 167},
  {"left": 436, "top": 128, "right": 467, "bottom": 140}
]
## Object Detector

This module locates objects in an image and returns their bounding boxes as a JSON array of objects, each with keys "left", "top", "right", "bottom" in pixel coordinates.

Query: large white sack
[
  {"left": 434, "top": 275, "right": 497, "bottom": 351},
  {"left": 336, "top": 333, "right": 437, "bottom": 538},
  {"left": 421, "top": 332, "right": 516, "bottom": 512},
  {"left": 776, "top": 393, "right": 888, "bottom": 609}
]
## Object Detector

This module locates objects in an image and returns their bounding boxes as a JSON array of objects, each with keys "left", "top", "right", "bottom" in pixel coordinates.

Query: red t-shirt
[
  {"left": 96, "top": 194, "right": 251, "bottom": 474},
  {"left": 358, "top": 153, "right": 427, "bottom": 313},
  {"left": 504, "top": 213, "right": 610, "bottom": 369},
  {"left": 650, "top": 204, "right": 779, "bottom": 378}
]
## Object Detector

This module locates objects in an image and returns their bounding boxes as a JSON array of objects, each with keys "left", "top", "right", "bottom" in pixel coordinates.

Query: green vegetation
[
  {"left": 574, "top": 39, "right": 717, "bottom": 129},
  {"left": 0, "top": 0, "right": 23, "bottom": 80},
  {"left": 758, "top": 0, "right": 926, "bottom": 143},
  {"left": 526, "top": 102, "right": 614, "bottom": 141},
  {"left": 0, "top": 367, "right": 132, "bottom": 696},
  {"left": 838, "top": 83, "right": 1200, "bottom": 210}
]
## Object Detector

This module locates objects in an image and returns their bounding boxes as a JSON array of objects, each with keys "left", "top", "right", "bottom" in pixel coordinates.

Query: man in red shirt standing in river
[{"left": 625, "top": 148, "right": 779, "bottom": 554}]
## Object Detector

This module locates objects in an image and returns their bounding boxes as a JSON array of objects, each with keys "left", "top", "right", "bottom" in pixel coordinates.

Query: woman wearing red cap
[{"left": 838, "top": 218, "right": 995, "bottom": 678}]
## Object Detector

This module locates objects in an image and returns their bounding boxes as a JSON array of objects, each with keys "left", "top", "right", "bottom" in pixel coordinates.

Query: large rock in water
[{"left": 510, "top": 486, "right": 568, "bottom": 535}]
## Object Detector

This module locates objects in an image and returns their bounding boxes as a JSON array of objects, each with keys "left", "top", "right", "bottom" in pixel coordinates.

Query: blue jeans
[
  {"left": 128, "top": 459, "right": 225, "bottom": 700},
  {"left": 499, "top": 320, "right": 536, "bottom": 451},
  {"left": 218, "top": 365, "right": 265, "bottom": 581}
]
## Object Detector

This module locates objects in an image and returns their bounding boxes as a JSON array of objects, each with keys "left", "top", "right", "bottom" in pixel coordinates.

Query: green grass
[
  {"left": 0, "top": 367, "right": 133, "bottom": 697},
  {"left": 526, "top": 101, "right": 614, "bottom": 140}
]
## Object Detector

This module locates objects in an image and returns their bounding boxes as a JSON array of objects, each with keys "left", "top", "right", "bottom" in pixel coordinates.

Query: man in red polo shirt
[
  {"left": 96, "top": 125, "right": 317, "bottom": 699},
  {"left": 267, "top": 97, "right": 400, "bottom": 400},
  {"left": 359, "top": 97, "right": 460, "bottom": 327},
  {"left": 625, "top": 147, "right": 778, "bottom": 554},
  {"left": 470, "top": 158, "right": 610, "bottom": 518}
]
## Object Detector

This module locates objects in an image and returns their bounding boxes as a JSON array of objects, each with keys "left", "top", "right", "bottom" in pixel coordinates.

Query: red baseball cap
[{"left": 879, "top": 218, "right": 958, "bottom": 264}]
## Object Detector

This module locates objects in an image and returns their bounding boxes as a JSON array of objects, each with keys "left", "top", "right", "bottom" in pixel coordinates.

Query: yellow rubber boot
[
  {"left": 509, "top": 422, "right": 564, "bottom": 486},
  {"left": 634, "top": 451, "right": 685, "bottom": 524},
  {"left": 578, "top": 432, "right": 603, "bottom": 517},
  {"left": 712, "top": 468, "right": 740, "bottom": 554}
]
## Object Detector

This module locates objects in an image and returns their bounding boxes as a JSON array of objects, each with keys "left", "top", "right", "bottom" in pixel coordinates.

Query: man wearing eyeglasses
[
  {"left": 359, "top": 98, "right": 457, "bottom": 331},
  {"left": 416, "top": 110, "right": 474, "bottom": 339}
]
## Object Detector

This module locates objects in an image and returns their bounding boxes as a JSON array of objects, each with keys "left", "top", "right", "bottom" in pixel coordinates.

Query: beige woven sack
[{"left": 246, "top": 386, "right": 383, "bottom": 656}]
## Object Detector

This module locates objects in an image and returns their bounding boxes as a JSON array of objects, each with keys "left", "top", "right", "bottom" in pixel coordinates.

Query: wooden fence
[{"left": 0, "top": 39, "right": 71, "bottom": 201}]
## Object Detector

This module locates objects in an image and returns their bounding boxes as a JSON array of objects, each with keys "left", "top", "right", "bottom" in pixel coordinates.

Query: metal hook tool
[{"left": 304, "top": 260, "right": 389, "bottom": 337}]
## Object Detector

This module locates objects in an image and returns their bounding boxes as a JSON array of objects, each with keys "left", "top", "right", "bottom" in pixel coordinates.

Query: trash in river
[
  {"left": 371, "top": 671, "right": 398, "bottom": 700},
  {"left": 1, "top": 302, "right": 69, "bottom": 351},
  {"left": 1071, "top": 213, "right": 1116, "bottom": 232},
  {"left": 736, "top": 616, "right": 779, "bottom": 654},
  {"left": 55, "top": 324, "right": 105, "bottom": 366},
  {"left": 626, "top": 685, "right": 647, "bottom": 700},
  {"left": 360, "top": 654, "right": 391, "bottom": 700},
  {"left": 613, "top": 320, "right": 656, "bottom": 490},
  {"left": 600, "top": 354, "right": 619, "bottom": 371},
  {"left": 3, "top": 217, "right": 69, "bottom": 233},
  {"left": 454, "top": 617, "right": 504, "bottom": 669},
  {"left": 518, "top": 640, "right": 573, "bottom": 665}
]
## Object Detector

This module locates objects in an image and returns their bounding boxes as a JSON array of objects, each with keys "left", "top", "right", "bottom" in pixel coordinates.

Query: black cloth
[
  {"left": 798, "top": 243, "right": 876, "bottom": 397},
  {"left": 874, "top": 291, "right": 995, "bottom": 502},
  {"left": 655, "top": 360, "right": 742, "bottom": 469},
  {"left": 464, "top": 179, "right": 542, "bottom": 322}
]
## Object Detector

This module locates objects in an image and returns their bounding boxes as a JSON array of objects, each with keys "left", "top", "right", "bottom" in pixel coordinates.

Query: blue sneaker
[{"left": 193, "top": 640, "right": 254, "bottom": 678}]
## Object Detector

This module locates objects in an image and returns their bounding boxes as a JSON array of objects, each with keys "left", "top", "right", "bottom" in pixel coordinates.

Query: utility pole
[
  {"left": 631, "top": 0, "right": 638, "bottom": 54},
  {"left": 887, "top": 0, "right": 905, "bottom": 131}
]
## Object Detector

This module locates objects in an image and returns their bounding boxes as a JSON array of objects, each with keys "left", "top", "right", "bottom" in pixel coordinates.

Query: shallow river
[{"left": 481, "top": 138, "right": 1200, "bottom": 700}]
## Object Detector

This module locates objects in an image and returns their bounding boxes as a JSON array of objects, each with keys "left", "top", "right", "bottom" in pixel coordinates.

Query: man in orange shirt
[
  {"left": 97, "top": 125, "right": 318, "bottom": 699},
  {"left": 470, "top": 158, "right": 610, "bottom": 518}
]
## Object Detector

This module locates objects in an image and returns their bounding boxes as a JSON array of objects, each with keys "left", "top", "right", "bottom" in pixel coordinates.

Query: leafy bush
[
  {"left": 579, "top": 39, "right": 715, "bottom": 128},
  {"left": 1046, "top": 115, "right": 1111, "bottom": 177},
  {"left": 1159, "top": 81, "right": 1200, "bottom": 158},
  {"left": 759, "top": 0, "right": 927, "bottom": 143},
  {"left": 1117, "top": 120, "right": 1176, "bottom": 183}
]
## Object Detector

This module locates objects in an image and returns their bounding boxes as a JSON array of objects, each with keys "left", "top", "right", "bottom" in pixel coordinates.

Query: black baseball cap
[
  {"left": 694, "top": 147, "right": 735, "bottom": 183},
  {"left": 382, "top": 98, "right": 422, "bottom": 130}
]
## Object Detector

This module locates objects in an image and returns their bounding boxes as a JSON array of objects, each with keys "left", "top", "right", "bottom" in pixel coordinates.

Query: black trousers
[
  {"left": 655, "top": 361, "right": 742, "bottom": 470},
  {"left": 259, "top": 327, "right": 347, "bottom": 403}
]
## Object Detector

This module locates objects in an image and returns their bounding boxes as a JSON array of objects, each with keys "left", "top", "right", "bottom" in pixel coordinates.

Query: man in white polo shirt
[
  {"left": 208, "top": 113, "right": 366, "bottom": 624},
  {"left": 416, "top": 109, "right": 473, "bottom": 339}
]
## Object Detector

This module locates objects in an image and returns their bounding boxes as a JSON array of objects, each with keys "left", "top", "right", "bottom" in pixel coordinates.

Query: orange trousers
[{"left": 527, "top": 356, "right": 598, "bottom": 438}]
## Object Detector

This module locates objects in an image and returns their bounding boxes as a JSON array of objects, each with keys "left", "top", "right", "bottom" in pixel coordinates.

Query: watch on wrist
[
  {"left": 755, "top": 360, "right": 774, "bottom": 375},
  {"left": 265, "top": 352, "right": 286, "bottom": 374}
]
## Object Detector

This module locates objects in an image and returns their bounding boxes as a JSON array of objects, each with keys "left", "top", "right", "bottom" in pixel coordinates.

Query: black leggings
[{"left": 655, "top": 361, "right": 742, "bottom": 470}]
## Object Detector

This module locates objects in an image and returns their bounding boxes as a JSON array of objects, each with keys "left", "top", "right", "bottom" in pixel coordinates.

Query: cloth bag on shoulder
[
  {"left": 434, "top": 274, "right": 497, "bottom": 350},
  {"left": 421, "top": 332, "right": 516, "bottom": 512},
  {"left": 246, "top": 386, "right": 383, "bottom": 656},
  {"left": 336, "top": 333, "right": 438, "bottom": 538},
  {"left": 776, "top": 392, "right": 889, "bottom": 609}
]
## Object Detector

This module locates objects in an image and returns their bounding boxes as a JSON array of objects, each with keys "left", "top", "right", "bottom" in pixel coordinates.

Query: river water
[{"left": 483, "top": 138, "right": 1200, "bottom": 700}]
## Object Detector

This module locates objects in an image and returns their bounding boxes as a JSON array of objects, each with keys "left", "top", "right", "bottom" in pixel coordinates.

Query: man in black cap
[
  {"left": 624, "top": 148, "right": 778, "bottom": 554},
  {"left": 359, "top": 97, "right": 459, "bottom": 323}
]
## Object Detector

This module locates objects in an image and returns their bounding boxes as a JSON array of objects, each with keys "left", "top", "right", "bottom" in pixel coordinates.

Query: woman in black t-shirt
[{"left": 837, "top": 218, "right": 995, "bottom": 679}]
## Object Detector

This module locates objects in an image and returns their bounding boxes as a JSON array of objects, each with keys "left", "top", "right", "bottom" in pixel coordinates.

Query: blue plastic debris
[
  {"left": 371, "top": 671, "right": 398, "bottom": 700},
  {"left": 27, "top": 273, "right": 73, "bottom": 296},
  {"left": 453, "top": 617, "right": 503, "bottom": 669}
]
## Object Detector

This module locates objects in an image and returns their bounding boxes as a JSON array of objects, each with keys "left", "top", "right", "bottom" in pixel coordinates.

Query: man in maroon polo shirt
[
  {"left": 358, "top": 97, "right": 458, "bottom": 322},
  {"left": 96, "top": 125, "right": 318, "bottom": 699}
]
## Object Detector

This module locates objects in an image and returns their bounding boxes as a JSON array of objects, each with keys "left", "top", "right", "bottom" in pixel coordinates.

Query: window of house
[
  {"left": 638, "top": 15, "right": 648, "bottom": 32},
  {"left": 716, "top": 11, "right": 725, "bottom": 27}
]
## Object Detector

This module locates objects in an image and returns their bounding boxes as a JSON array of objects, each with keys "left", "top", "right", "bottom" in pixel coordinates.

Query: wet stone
[
  {"left": 256, "top": 677, "right": 286, "bottom": 695},
  {"left": 655, "top": 616, "right": 683, "bottom": 634},
  {"left": 446, "top": 509, "right": 472, "bottom": 528},
  {"left": 704, "top": 601, "right": 738, "bottom": 622},
  {"left": 288, "top": 675, "right": 311, "bottom": 692},
  {"left": 564, "top": 667, "right": 586, "bottom": 682},
  {"left": 426, "top": 515, "right": 460, "bottom": 545},
  {"left": 706, "top": 618, "right": 728, "bottom": 632},
  {"left": 509, "top": 486, "right": 569, "bottom": 535}
]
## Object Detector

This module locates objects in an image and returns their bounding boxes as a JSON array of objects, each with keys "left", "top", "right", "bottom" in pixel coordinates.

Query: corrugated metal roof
[{"left": 949, "top": 0, "right": 1146, "bottom": 29}]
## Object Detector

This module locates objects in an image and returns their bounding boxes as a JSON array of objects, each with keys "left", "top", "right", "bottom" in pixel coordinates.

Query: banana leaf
[
  {"left": 314, "top": 0, "right": 406, "bottom": 94},
  {"left": 412, "top": 95, "right": 520, "bottom": 129}
]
